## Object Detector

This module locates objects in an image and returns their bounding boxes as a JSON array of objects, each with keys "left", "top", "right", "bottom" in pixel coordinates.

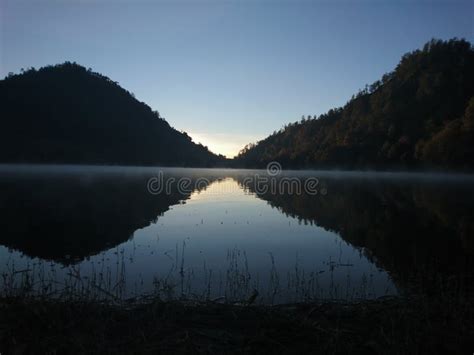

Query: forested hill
[
  {"left": 0, "top": 63, "right": 224, "bottom": 166},
  {"left": 235, "top": 39, "right": 474, "bottom": 170}
]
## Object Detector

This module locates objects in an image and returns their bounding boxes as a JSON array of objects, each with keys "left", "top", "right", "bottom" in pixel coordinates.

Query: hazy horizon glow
[{"left": 1, "top": 0, "right": 473, "bottom": 157}]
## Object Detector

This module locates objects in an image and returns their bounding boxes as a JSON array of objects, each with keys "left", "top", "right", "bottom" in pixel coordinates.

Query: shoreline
[
  {"left": 1, "top": 295, "right": 472, "bottom": 354},
  {"left": 1, "top": 163, "right": 474, "bottom": 180}
]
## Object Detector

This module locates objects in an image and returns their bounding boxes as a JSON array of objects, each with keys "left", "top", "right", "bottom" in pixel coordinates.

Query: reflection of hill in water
[
  {"left": 1, "top": 167, "right": 473, "bottom": 295},
  {"left": 236, "top": 176, "right": 474, "bottom": 292},
  {"left": 0, "top": 170, "right": 220, "bottom": 263}
]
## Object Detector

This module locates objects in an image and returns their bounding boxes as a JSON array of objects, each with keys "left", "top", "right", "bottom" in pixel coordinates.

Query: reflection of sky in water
[{"left": 0, "top": 177, "right": 396, "bottom": 303}]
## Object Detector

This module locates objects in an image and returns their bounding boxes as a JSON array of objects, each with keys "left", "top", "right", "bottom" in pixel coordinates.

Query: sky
[{"left": 1, "top": 0, "right": 473, "bottom": 157}]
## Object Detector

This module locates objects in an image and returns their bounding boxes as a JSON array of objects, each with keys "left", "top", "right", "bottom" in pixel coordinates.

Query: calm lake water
[{"left": 1, "top": 165, "right": 473, "bottom": 304}]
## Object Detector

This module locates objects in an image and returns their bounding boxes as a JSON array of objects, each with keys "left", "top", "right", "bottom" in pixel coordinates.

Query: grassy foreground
[{"left": 1, "top": 295, "right": 473, "bottom": 354}]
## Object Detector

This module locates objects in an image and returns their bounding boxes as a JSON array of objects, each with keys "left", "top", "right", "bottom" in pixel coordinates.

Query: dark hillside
[
  {"left": 236, "top": 39, "right": 474, "bottom": 170},
  {"left": 0, "top": 63, "right": 224, "bottom": 166}
]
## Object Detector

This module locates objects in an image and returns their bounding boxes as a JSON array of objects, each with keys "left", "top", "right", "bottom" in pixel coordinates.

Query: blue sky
[{"left": 1, "top": 0, "right": 473, "bottom": 157}]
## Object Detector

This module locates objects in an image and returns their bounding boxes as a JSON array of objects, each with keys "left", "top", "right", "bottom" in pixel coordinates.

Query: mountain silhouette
[
  {"left": 236, "top": 39, "right": 474, "bottom": 171},
  {"left": 0, "top": 62, "right": 225, "bottom": 166},
  {"left": 2, "top": 39, "right": 473, "bottom": 170}
]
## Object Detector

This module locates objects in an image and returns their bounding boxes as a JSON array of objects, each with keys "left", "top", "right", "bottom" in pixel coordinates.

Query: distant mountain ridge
[
  {"left": 235, "top": 39, "right": 474, "bottom": 170},
  {"left": 0, "top": 63, "right": 224, "bottom": 166}
]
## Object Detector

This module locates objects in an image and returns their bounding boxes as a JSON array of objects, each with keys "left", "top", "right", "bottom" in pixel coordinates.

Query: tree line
[{"left": 235, "top": 39, "right": 474, "bottom": 171}]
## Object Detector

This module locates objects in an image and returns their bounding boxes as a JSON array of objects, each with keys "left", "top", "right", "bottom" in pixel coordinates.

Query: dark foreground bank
[{"left": 1, "top": 296, "right": 473, "bottom": 355}]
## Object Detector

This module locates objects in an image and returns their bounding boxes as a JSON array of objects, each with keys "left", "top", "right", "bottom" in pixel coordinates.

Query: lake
[{"left": 1, "top": 165, "right": 473, "bottom": 304}]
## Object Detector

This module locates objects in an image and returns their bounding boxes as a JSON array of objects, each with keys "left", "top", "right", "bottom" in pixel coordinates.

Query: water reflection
[
  {"left": 0, "top": 168, "right": 220, "bottom": 262},
  {"left": 0, "top": 166, "right": 473, "bottom": 302},
  {"left": 236, "top": 174, "right": 474, "bottom": 294}
]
